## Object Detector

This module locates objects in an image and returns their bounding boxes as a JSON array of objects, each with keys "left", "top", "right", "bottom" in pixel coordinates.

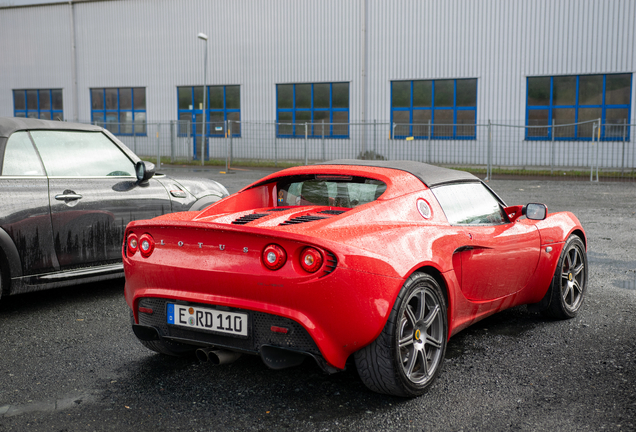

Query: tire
[
  {"left": 542, "top": 235, "right": 588, "bottom": 319},
  {"left": 355, "top": 272, "right": 448, "bottom": 397},
  {"left": 188, "top": 195, "right": 223, "bottom": 212},
  {"left": 0, "top": 255, "right": 7, "bottom": 302},
  {"left": 129, "top": 310, "right": 195, "bottom": 357}
]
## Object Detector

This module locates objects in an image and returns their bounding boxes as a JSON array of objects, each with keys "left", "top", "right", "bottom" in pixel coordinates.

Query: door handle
[{"left": 55, "top": 193, "right": 83, "bottom": 201}]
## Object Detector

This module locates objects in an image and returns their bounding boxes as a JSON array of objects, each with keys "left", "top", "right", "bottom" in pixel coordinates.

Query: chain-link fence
[{"left": 96, "top": 119, "right": 635, "bottom": 182}]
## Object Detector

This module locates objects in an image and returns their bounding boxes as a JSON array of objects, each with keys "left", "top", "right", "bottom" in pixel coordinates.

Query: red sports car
[{"left": 124, "top": 160, "right": 587, "bottom": 397}]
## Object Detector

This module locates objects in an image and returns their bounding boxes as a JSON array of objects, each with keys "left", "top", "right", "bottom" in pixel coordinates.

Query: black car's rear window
[{"left": 276, "top": 175, "right": 386, "bottom": 208}]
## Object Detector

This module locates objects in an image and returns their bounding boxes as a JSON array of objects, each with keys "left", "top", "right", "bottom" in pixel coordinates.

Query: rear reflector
[
  {"left": 270, "top": 326, "right": 289, "bottom": 334},
  {"left": 139, "top": 307, "right": 154, "bottom": 315}
]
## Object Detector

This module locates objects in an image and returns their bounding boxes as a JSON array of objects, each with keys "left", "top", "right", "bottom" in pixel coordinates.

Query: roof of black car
[
  {"left": 0, "top": 117, "right": 102, "bottom": 138},
  {"left": 319, "top": 159, "right": 479, "bottom": 187}
]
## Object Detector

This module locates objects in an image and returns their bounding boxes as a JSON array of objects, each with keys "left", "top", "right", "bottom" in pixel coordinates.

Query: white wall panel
[{"left": 1, "top": 0, "right": 634, "bottom": 124}]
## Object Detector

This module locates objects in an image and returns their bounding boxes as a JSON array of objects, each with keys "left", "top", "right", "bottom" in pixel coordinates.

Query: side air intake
[
  {"left": 279, "top": 215, "right": 328, "bottom": 226},
  {"left": 317, "top": 210, "right": 347, "bottom": 215},
  {"left": 232, "top": 213, "right": 269, "bottom": 225}
]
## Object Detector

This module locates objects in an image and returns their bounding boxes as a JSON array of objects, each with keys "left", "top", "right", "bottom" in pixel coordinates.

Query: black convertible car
[{"left": 0, "top": 117, "right": 228, "bottom": 300}]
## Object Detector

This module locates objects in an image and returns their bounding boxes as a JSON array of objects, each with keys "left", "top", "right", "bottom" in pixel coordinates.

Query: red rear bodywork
[{"left": 124, "top": 164, "right": 585, "bottom": 371}]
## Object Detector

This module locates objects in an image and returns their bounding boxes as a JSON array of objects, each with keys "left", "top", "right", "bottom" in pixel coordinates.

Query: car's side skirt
[{"left": 9, "top": 263, "right": 124, "bottom": 295}]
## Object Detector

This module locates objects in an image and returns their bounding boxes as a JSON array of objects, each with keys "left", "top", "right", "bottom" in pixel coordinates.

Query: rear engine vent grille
[
  {"left": 266, "top": 208, "right": 288, "bottom": 212},
  {"left": 279, "top": 215, "right": 328, "bottom": 226},
  {"left": 318, "top": 210, "right": 346, "bottom": 215},
  {"left": 232, "top": 213, "right": 269, "bottom": 225},
  {"left": 323, "top": 251, "right": 337, "bottom": 277}
]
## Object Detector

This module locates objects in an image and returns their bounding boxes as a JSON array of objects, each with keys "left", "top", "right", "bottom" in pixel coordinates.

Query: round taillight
[
  {"left": 300, "top": 247, "right": 323, "bottom": 273},
  {"left": 262, "top": 244, "right": 287, "bottom": 270},
  {"left": 127, "top": 234, "right": 138, "bottom": 256},
  {"left": 139, "top": 234, "right": 155, "bottom": 258}
]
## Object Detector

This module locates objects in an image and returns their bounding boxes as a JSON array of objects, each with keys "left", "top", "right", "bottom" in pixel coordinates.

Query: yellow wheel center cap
[
  {"left": 568, "top": 273, "right": 573, "bottom": 281},
  {"left": 414, "top": 329, "right": 421, "bottom": 340}
]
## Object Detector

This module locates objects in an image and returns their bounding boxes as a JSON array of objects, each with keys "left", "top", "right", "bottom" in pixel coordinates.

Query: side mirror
[
  {"left": 135, "top": 161, "right": 155, "bottom": 183},
  {"left": 523, "top": 203, "right": 547, "bottom": 220}
]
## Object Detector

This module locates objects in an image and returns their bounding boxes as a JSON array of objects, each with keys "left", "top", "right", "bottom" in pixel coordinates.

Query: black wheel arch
[
  {"left": 571, "top": 228, "right": 587, "bottom": 248},
  {"left": 410, "top": 265, "right": 449, "bottom": 312}
]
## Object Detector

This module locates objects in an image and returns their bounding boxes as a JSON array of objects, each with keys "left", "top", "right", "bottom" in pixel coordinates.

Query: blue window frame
[
  {"left": 13, "top": 89, "right": 63, "bottom": 121},
  {"left": 391, "top": 79, "right": 477, "bottom": 140},
  {"left": 276, "top": 83, "right": 350, "bottom": 138},
  {"left": 526, "top": 74, "right": 632, "bottom": 141},
  {"left": 91, "top": 88, "right": 146, "bottom": 135},
  {"left": 177, "top": 85, "right": 241, "bottom": 138}
]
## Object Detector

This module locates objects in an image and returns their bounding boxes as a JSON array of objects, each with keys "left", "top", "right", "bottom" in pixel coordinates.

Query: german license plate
[{"left": 167, "top": 303, "right": 248, "bottom": 337}]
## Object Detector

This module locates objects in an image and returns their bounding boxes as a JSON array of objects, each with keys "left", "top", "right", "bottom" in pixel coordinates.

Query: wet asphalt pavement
[{"left": 1, "top": 165, "right": 635, "bottom": 431}]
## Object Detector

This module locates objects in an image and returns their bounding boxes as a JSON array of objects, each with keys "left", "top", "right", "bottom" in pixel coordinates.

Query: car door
[
  {"left": 0, "top": 131, "right": 58, "bottom": 275},
  {"left": 29, "top": 130, "right": 172, "bottom": 270},
  {"left": 431, "top": 182, "right": 541, "bottom": 301}
]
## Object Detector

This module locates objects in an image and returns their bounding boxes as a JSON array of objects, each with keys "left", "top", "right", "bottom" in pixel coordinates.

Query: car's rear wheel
[
  {"left": 129, "top": 311, "right": 195, "bottom": 357},
  {"left": 543, "top": 235, "right": 588, "bottom": 319},
  {"left": 355, "top": 272, "right": 448, "bottom": 397}
]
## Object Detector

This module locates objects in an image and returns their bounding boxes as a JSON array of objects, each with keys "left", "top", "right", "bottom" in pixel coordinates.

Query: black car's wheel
[
  {"left": 129, "top": 311, "right": 195, "bottom": 357},
  {"left": 355, "top": 272, "right": 448, "bottom": 397},
  {"left": 543, "top": 235, "right": 588, "bottom": 319}
]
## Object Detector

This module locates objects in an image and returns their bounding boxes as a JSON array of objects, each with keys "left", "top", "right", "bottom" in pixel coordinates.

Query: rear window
[{"left": 276, "top": 175, "right": 386, "bottom": 208}]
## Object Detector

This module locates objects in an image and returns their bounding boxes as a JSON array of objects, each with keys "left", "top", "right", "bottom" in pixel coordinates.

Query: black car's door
[
  {"left": 0, "top": 131, "right": 58, "bottom": 275},
  {"left": 30, "top": 130, "right": 172, "bottom": 270}
]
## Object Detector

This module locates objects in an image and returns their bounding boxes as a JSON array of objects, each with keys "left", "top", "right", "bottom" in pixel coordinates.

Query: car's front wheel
[
  {"left": 543, "top": 235, "right": 588, "bottom": 319},
  {"left": 355, "top": 272, "right": 448, "bottom": 397}
]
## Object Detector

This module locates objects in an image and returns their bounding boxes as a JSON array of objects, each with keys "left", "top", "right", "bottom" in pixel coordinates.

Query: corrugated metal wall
[{"left": 1, "top": 0, "right": 634, "bottom": 123}]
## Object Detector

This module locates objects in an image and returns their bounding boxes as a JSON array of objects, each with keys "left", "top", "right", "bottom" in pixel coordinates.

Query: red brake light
[
  {"left": 262, "top": 244, "right": 287, "bottom": 270},
  {"left": 139, "top": 234, "right": 155, "bottom": 258},
  {"left": 300, "top": 247, "right": 323, "bottom": 273},
  {"left": 127, "top": 234, "right": 138, "bottom": 256}
]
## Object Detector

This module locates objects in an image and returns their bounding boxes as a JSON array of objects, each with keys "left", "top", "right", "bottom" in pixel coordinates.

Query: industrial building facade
[{"left": 1, "top": 0, "right": 634, "bottom": 165}]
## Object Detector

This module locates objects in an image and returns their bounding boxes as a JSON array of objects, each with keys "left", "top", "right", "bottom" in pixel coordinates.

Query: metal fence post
[
  {"left": 229, "top": 120, "right": 234, "bottom": 167},
  {"left": 373, "top": 119, "right": 377, "bottom": 158},
  {"left": 133, "top": 125, "right": 137, "bottom": 154},
  {"left": 224, "top": 120, "right": 230, "bottom": 172},
  {"left": 156, "top": 123, "right": 161, "bottom": 168},
  {"left": 595, "top": 119, "right": 600, "bottom": 182},
  {"left": 486, "top": 120, "right": 492, "bottom": 180},
  {"left": 621, "top": 119, "right": 627, "bottom": 176},
  {"left": 188, "top": 121, "right": 193, "bottom": 161},
  {"left": 170, "top": 120, "right": 175, "bottom": 163},
  {"left": 322, "top": 120, "right": 325, "bottom": 161},
  {"left": 550, "top": 119, "right": 555, "bottom": 174},
  {"left": 304, "top": 123, "right": 308, "bottom": 165},
  {"left": 590, "top": 121, "right": 597, "bottom": 182},
  {"left": 274, "top": 122, "right": 278, "bottom": 167},
  {"left": 391, "top": 122, "right": 396, "bottom": 160}
]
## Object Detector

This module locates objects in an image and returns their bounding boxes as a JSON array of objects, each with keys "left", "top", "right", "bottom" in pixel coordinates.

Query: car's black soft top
[
  {"left": 319, "top": 159, "right": 479, "bottom": 187},
  {"left": 0, "top": 117, "right": 102, "bottom": 138}
]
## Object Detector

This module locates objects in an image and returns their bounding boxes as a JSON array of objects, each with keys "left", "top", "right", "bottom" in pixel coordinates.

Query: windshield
[{"left": 276, "top": 175, "right": 387, "bottom": 208}]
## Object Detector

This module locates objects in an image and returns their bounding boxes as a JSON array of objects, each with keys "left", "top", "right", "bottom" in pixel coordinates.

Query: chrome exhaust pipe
[{"left": 196, "top": 348, "right": 241, "bottom": 365}]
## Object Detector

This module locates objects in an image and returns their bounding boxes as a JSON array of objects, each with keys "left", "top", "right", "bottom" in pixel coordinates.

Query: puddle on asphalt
[{"left": 615, "top": 279, "right": 636, "bottom": 290}]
